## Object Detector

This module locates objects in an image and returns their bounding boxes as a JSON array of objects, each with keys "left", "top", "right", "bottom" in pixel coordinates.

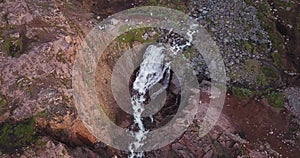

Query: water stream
[
  {"left": 128, "top": 29, "right": 195, "bottom": 158},
  {"left": 128, "top": 45, "right": 170, "bottom": 158}
]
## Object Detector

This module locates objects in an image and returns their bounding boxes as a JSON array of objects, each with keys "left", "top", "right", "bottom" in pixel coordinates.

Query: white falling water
[
  {"left": 128, "top": 28, "right": 196, "bottom": 158},
  {"left": 128, "top": 45, "right": 170, "bottom": 158}
]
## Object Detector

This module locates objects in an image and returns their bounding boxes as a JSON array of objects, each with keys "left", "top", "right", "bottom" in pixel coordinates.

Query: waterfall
[
  {"left": 128, "top": 29, "right": 196, "bottom": 158},
  {"left": 128, "top": 44, "right": 170, "bottom": 158}
]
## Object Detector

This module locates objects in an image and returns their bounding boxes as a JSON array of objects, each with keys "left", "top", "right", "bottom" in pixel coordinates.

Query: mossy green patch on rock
[
  {"left": 182, "top": 47, "right": 197, "bottom": 59},
  {"left": 267, "top": 92, "right": 284, "bottom": 108},
  {"left": 36, "top": 110, "right": 48, "bottom": 119},
  {"left": 117, "top": 27, "right": 158, "bottom": 46},
  {"left": 232, "top": 87, "right": 253, "bottom": 99},
  {"left": 271, "top": 52, "right": 284, "bottom": 69},
  {"left": 0, "top": 117, "right": 37, "bottom": 153},
  {"left": 262, "top": 66, "right": 277, "bottom": 78},
  {"left": 257, "top": 64, "right": 279, "bottom": 88},
  {"left": 242, "top": 59, "right": 279, "bottom": 88},
  {"left": 243, "top": 41, "right": 253, "bottom": 52}
]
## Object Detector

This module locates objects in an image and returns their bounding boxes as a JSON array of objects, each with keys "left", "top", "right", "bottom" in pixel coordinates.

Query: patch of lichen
[
  {"left": 0, "top": 117, "right": 37, "bottom": 153},
  {"left": 267, "top": 91, "right": 284, "bottom": 108},
  {"left": 117, "top": 27, "right": 158, "bottom": 46},
  {"left": 232, "top": 86, "right": 253, "bottom": 99},
  {"left": 143, "top": 0, "right": 188, "bottom": 12}
]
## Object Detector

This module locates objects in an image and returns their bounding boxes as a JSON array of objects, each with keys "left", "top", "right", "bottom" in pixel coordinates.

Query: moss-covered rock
[
  {"left": 241, "top": 59, "right": 279, "bottom": 88},
  {"left": 243, "top": 41, "right": 253, "bottom": 52},
  {"left": 256, "top": 66, "right": 279, "bottom": 88},
  {"left": 117, "top": 27, "right": 158, "bottom": 46},
  {"left": 0, "top": 117, "right": 37, "bottom": 153},
  {"left": 232, "top": 87, "right": 253, "bottom": 99},
  {"left": 267, "top": 92, "right": 284, "bottom": 108}
]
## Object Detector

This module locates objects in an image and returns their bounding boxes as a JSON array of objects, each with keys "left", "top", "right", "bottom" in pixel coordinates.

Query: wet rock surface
[{"left": 0, "top": 0, "right": 299, "bottom": 158}]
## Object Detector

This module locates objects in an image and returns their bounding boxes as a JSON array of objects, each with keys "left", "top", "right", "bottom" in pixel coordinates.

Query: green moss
[
  {"left": 232, "top": 87, "right": 253, "bottom": 99},
  {"left": 256, "top": 73, "right": 268, "bottom": 87},
  {"left": 0, "top": 94, "right": 7, "bottom": 115},
  {"left": 271, "top": 52, "right": 284, "bottom": 69},
  {"left": 267, "top": 92, "right": 284, "bottom": 108},
  {"left": 182, "top": 47, "right": 195, "bottom": 59},
  {"left": 243, "top": 41, "right": 253, "bottom": 52},
  {"left": 117, "top": 27, "right": 158, "bottom": 46},
  {"left": 118, "top": 24, "right": 130, "bottom": 33},
  {"left": 0, "top": 117, "right": 37, "bottom": 153},
  {"left": 36, "top": 110, "right": 48, "bottom": 118},
  {"left": 243, "top": 59, "right": 278, "bottom": 87},
  {"left": 255, "top": 66, "right": 278, "bottom": 88},
  {"left": 262, "top": 66, "right": 277, "bottom": 78}
]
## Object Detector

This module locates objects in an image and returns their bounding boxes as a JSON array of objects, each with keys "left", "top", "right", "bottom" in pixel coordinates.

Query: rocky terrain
[{"left": 0, "top": 0, "right": 299, "bottom": 158}]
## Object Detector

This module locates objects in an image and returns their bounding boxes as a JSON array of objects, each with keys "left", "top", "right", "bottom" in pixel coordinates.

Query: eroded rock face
[{"left": 0, "top": 0, "right": 97, "bottom": 155}]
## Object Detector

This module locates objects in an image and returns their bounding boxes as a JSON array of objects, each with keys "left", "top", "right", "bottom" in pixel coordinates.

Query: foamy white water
[
  {"left": 129, "top": 45, "right": 170, "bottom": 158},
  {"left": 128, "top": 29, "right": 196, "bottom": 158}
]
